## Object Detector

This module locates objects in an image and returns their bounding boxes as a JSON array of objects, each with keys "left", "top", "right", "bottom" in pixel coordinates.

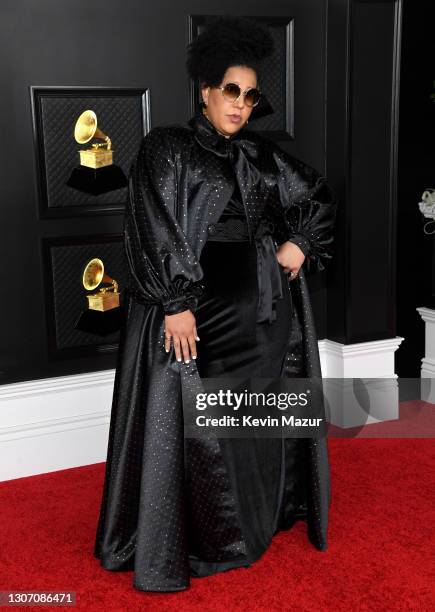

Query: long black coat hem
[{"left": 94, "top": 511, "right": 327, "bottom": 593}]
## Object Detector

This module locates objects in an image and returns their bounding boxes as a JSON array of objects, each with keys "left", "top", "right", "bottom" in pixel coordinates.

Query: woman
[{"left": 94, "top": 16, "right": 337, "bottom": 592}]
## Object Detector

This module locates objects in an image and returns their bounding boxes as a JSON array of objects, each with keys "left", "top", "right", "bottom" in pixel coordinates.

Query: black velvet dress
[
  {"left": 188, "top": 182, "right": 295, "bottom": 577},
  {"left": 195, "top": 182, "right": 292, "bottom": 379}
]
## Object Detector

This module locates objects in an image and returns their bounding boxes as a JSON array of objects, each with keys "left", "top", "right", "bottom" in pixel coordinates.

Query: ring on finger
[{"left": 164, "top": 335, "right": 172, "bottom": 350}]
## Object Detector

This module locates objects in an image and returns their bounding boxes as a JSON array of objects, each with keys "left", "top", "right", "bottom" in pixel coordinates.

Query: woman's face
[{"left": 201, "top": 65, "right": 257, "bottom": 138}]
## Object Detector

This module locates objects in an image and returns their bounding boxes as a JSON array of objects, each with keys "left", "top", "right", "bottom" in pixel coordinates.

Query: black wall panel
[
  {"left": 0, "top": 0, "right": 408, "bottom": 383},
  {"left": 0, "top": 0, "right": 330, "bottom": 384},
  {"left": 325, "top": 0, "right": 402, "bottom": 345}
]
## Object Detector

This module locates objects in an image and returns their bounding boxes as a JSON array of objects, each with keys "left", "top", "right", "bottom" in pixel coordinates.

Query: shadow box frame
[{"left": 30, "top": 86, "right": 151, "bottom": 220}]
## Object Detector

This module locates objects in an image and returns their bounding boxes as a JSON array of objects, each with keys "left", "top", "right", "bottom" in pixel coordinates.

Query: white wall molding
[
  {"left": 0, "top": 370, "right": 115, "bottom": 400},
  {"left": 0, "top": 370, "right": 114, "bottom": 482},
  {"left": 318, "top": 336, "right": 404, "bottom": 378},
  {"left": 0, "top": 336, "right": 405, "bottom": 481},
  {"left": 318, "top": 336, "right": 404, "bottom": 428},
  {"left": 322, "top": 376, "right": 400, "bottom": 428}
]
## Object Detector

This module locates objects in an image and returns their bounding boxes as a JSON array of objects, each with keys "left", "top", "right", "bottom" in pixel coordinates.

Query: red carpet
[{"left": 1, "top": 439, "right": 434, "bottom": 611}]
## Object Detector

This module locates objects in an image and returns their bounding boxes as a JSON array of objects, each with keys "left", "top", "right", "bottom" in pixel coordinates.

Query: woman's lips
[{"left": 227, "top": 114, "right": 242, "bottom": 123}]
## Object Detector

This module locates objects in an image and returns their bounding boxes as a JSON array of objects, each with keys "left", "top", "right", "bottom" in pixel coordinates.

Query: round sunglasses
[{"left": 217, "top": 82, "right": 261, "bottom": 107}]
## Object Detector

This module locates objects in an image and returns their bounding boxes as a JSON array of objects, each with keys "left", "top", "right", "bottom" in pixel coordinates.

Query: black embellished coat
[{"left": 94, "top": 111, "right": 338, "bottom": 592}]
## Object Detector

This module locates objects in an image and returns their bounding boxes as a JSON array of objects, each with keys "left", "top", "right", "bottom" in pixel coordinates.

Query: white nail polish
[
  {"left": 177, "top": 358, "right": 181, "bottom": 362},
  {"left": 185, "top": 360, "right": 190, "bottom": 364},
  {"left": 192, "top": 355, "right": 197, "bottom": 359}
]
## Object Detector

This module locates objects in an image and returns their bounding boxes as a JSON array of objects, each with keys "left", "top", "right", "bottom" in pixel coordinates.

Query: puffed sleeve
[
  {"left": 272, "top": 145, "right": 338, "bottom": 274},
  {"left": 124, "top": 126, "right": 205, "bottom": 315}
]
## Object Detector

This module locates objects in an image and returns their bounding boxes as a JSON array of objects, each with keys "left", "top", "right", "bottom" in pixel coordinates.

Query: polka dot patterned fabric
[{"left": 93, "top": 110, "right": 338, "bottom": 591}]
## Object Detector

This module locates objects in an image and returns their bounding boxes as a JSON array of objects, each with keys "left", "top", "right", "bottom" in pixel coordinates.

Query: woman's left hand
[{"left": 276, "top": 240, "right": 305, "bottom": 280}]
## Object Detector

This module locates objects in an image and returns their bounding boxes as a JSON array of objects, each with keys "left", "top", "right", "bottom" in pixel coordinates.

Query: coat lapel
[{"left": 187, "top": 113, "right": 268, "bottom": 240}]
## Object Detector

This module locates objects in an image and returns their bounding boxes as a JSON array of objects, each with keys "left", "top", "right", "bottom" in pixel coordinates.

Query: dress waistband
[
  {"left": 206, "top": 216, "right": 284, "bottom": 324},
  {"left": 206, "top": 216, "right": 250, "bottom": 241},
  {"left": 206, "top": 216, "right": 276, "bottom": 242},
  {"left": 128, "top": 216, "right": 286, "bottom": 324}
]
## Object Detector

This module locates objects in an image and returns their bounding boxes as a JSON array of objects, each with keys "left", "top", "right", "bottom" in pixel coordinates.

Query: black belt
[
  {"left": 206, "top": 216, "right": 284, "bottom": 324},
  {"left": 206, "top": 217, "right": 251, "bottom": 241}
]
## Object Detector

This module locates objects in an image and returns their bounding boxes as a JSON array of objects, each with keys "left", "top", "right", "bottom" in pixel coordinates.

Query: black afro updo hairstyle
[{"left": 186, "top": 15, "right": 274, "bottom": 88}]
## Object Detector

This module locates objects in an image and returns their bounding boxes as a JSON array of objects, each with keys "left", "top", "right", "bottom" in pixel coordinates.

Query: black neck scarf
[{"left": 188, "top": 111, "right": 258, "bottom": 158}]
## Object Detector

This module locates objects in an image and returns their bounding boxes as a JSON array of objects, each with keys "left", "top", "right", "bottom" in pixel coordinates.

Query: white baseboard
[
  {"left": 0, "top": 371, "right": 114, "bottom": 482},
  {"left": 318, "top": 337, "right": 404, "bottom": 428},
  {"left": 417, "top": 306, "right": 435, "bottom": 402},
  {"left": 0, "top": 336, "right": 405, "bottom": 482},
  {"left": 318, "top": 336, "right": 404, "bottom": 377}
]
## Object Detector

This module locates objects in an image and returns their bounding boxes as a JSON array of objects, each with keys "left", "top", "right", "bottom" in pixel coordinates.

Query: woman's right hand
[{"left": 164, "top": 311, "right": 199, "bottom": 363}]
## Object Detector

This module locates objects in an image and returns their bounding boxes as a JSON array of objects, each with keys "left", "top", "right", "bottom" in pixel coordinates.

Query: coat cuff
[
  {"left": 287, "top": 233, "right": 311, "bottom": 257},
  {"left": 162, "top": 282, "right": 205, "bottom": 316}
]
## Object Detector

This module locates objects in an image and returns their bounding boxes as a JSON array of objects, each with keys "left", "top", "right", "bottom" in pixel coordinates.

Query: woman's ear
[{"left": 201, "top": 84, "right": 210, "bottom": 106}]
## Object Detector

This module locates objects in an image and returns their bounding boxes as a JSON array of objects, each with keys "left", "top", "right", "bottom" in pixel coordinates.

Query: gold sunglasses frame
[{"left": 217, "top": 82, "right": 262, "bottom": 107}]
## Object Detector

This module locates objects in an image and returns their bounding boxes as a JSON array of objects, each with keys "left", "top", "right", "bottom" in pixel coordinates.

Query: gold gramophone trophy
[
  {"left": 83, "top": 258, "right": 120, "bottom": 311},
  {"left": 66, "top": 110, "right": 127, "bottom": 195},
  {"left": 74, "top": 258, "right": 122, "bottom": 335},
  {"left": 75, "top": 110, "right": 113, "bottom": 169}
]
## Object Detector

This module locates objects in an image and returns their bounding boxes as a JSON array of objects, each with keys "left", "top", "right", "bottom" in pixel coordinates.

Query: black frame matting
[
  {"left": 41, "top": 233, "right": 128, "bottom": 360},
  {"left": 187, "top": 15, "right": 294, "bottom": 141},
  {"left": 30, "top": 86, "right": 151, "bottom": 219}
]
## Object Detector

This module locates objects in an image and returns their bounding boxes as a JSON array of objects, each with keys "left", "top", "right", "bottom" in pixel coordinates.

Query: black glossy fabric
[
  {"left": 205, "top": 183, "right": 287, "bottom": 324},
  {"left": 190, "top": 200, "right": 293, "bottom": 576},
  {"left": 93, "top": 111, "right": 338, "bottom": 592},
  {"left": 219, "top": 182, "right": 246, "bottom": 219},
  {"left": 196, "top": 187, "right": 292, "bottom": 375}
]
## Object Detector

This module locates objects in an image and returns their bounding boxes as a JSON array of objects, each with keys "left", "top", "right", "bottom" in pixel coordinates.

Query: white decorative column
[
  {"left": 318, "top": 337, "right": 404, "bottom": 428},
  {"left": 416, "top": 306, "right": 435, "bottom": 403}
]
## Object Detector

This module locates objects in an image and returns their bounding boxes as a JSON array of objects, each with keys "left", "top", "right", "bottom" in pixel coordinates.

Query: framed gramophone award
[
  {"left": 41, "top": 233, "right": 127, "bottom": 360},
  {"left": 30, "top": 86, "right": 151, "bottom": 219}
]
